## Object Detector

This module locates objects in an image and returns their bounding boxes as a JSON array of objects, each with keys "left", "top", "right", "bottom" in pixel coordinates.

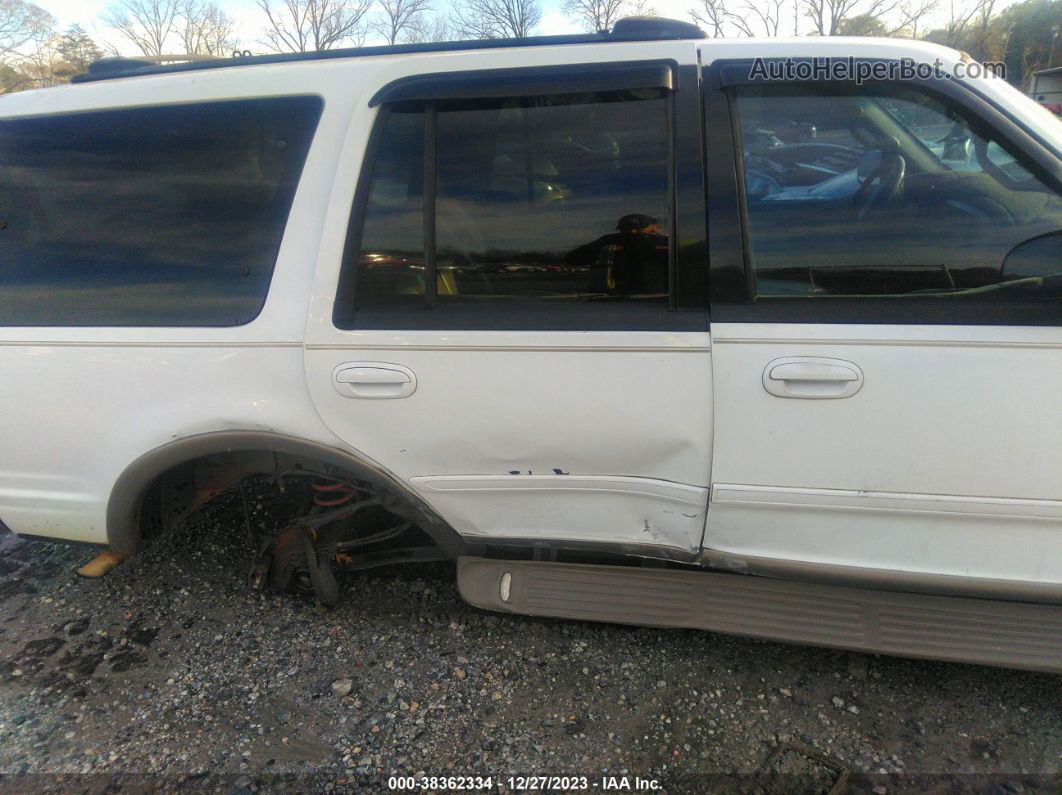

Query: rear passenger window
[
  {"left": 733, "top": 84, "right": 1062, "bottom": 304},
  {"left": 0, "top": 97, "right": 321, "bottom": 326},
  {"left": 353, "top": 106, "right": 426, "bottom": 305},
  {"left": 341, "top": 89, "right": 671, "bottom": 322}
]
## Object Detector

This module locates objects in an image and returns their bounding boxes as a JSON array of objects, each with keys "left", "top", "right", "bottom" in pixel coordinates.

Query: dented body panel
[{"left": 304, "top": 336, "right": 714, "bottom": 555}]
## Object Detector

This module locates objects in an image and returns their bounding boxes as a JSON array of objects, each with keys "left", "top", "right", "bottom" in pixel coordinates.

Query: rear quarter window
[{"left": 0, "top": 96, "right": 322, "bottom": 326}]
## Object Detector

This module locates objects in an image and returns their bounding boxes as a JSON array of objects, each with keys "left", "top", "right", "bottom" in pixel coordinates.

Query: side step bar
[{"left": 457, "top": 558, "right": 1062, "bottom": 673}]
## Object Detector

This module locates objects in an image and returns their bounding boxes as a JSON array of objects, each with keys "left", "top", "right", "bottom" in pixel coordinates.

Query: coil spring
[{"left": 311, "top": 478, "right": 357, "bottom": 507}]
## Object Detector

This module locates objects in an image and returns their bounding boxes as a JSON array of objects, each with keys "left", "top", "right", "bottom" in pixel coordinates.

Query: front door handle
[
  {"left": 332, "top": 362, "right": 417, "bottom": 399},
  {"left": 762, "top": 357, "right": 864, "bottom": 399}
]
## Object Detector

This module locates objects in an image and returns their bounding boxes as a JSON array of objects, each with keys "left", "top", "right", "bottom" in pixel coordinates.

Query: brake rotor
[{"left": 259, "top": 524, "right": 314, "bottom": 594}]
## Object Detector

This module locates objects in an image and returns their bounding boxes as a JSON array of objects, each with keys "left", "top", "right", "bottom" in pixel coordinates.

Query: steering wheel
[{"left": 851, "top": 148, "right": 906, "bottom": 222}]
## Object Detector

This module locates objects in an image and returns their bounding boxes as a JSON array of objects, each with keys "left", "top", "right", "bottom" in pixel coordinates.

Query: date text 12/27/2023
[{"left": 386, "top": 775, "right": 663, "bottom": 790}]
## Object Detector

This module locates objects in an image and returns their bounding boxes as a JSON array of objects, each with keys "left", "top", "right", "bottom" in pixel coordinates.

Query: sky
[
  {"left": 30, "top": 0, "right": 998, "bottom": 57},
  {"left": 33, "top": 0, "right": 587, "bottom": 54}
]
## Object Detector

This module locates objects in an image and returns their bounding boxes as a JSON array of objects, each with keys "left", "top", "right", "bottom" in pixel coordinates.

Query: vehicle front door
[{"left": 701, "top": 53, "right": 1062, "bottom": 587}]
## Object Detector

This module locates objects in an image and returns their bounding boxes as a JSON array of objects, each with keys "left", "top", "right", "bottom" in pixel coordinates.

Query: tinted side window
[
  {"left": 349, "top": 90, "right": 670, "bottom": 314},
  {"left": 351, "top": 106, "right": 425, "bottom": 305},
  {"left": 0, "top": 96, "right": 322, "bottom": 326},
  {"left": 733, "top": 84, "right": 1062, "bottom": 304}
]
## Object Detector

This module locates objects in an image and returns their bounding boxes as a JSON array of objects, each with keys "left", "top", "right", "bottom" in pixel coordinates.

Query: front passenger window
[{"left": 733, "top": 84, "right": 1062, "bottom": 303}]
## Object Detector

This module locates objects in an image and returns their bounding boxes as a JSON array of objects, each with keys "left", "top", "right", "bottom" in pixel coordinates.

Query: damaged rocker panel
[{"left": 410, "top": 474, "right": 708, "bottom": 553}]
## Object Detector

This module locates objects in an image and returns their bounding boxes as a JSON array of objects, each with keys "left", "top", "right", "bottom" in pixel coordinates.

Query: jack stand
[{"left": 77, "top": 549, "right": 123, "bottom": 578}]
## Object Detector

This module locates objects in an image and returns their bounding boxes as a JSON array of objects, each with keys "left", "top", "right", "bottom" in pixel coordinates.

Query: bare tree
[
  {"left": 563, "top": 0, "right": 627, "bottom": 32},
  {"left": 98, "top": 37, "right": 123, "bottom": 57},
  {"left": 800, "top": 0, "right": 937, "bottom": 37},
  {"left": 103, "top": 0, "right": 181, "bottom": 56},
  {"left": 689, "top": 0, "right": 728, "bottom": 37},
  {"left": 692, "top": 0, "right": 930, "bottom": 39},
  {"left": 259, "top": 0, "right": 372, "bottom": 52},
  {"left": 178, "top": 0, "right": 236, "bottom": 54},
  {"left": 835, "top": 11, "right": 886, "bottom": 34},
  {"left": 830, "top": 0, "right": 936, "bottom": 36},
  {"left": 0, "top": 0, "right": 54, "bottom": 54},
  {"left": 627, "top": 0, "right": 657, "bottom": 15},
  {"left": 22, "top": 29, "right": 62, "bottom": 85},
  {"left": 800, "top": 0, "right": 847, "bottom": 35},
  {"left": 451, "top": 0, "right": 541, "bottom": 38},
  {"left": 374, "top": 0, "right": 431, "bottom": 44},
  {"left": 728, "top": 0, "right": 786, "bottom": 36},
  {"left": 0, "top": 0, "right": 64, "bottom": 90},
  {"left": 693, "top": 0, "right": 800, "bottom": 38},
  {"left": 881, "top": 0, "right": 936, "bottom": 37},
  {"left": 937, "top": 0, "right": 984, "bottom": 46},
  {"left": 963, "top": 0, "right": 996, "bottom": 57},
  {"left": 402, "top": 11, "right": 451, "bottom": 41}
]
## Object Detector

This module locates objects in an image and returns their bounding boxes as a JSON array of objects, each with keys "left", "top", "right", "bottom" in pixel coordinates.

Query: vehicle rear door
[{"left": 304, "top": 44, "right": 713, "bottom": 558}]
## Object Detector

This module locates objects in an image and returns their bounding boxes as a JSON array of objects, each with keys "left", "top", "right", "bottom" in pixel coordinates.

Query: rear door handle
[
  {"left": 332, "top": 362, "right": 417, "bottom": 399},
  {"left": 762, "top": 357, "right": 863, "bottom": 399}
]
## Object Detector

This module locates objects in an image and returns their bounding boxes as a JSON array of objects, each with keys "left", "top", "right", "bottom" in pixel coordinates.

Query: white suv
[{"left": 1, "top": 18, "right": 1059, "bottom": 671}]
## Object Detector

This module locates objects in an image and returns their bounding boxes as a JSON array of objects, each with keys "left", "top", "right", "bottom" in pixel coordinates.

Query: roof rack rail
[
  {"left": 83, "top": 53, "right": 225, "bottom": 77},
  {"left": 73, "top": 16, "right": 705, "bottom": 84}
]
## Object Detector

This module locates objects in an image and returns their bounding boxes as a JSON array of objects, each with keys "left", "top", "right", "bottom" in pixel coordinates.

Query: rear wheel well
[{"left": 108, "top": 431, "right": 465, "bottom": 560}]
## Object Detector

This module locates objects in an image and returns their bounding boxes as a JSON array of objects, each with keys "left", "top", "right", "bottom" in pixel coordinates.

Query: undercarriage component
[
  {"left": 249, "top": 472, "right": 441, "bottom": 606},
  {"left": 301, "top": 530, "right": 340, "bottom": 607},
  {"left": 77, "top": 549, "right": 124, "bottom": 578},
  {"left": 251, "top": 524, "right": 313, "bottom": 593}
]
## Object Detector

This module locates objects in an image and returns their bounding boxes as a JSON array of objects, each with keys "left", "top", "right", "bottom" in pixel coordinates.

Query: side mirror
[{"left": 1001, "top": 231, "right": 1062, "bottom": 292}]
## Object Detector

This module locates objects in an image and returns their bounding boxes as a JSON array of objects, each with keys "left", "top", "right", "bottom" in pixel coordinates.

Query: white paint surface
[{"left": 0, "top": 36, "right": 1058, "bottom": 589}]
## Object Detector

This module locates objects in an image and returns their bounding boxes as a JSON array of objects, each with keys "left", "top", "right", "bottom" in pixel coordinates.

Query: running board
[{"left": 456, "top": 558, "right": 1062, "bottom": 673}]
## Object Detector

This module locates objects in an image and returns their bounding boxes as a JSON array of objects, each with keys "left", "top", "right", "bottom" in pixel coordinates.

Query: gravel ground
[{"left": 0, "top": 484, "right": 1058, "bottom": 794}]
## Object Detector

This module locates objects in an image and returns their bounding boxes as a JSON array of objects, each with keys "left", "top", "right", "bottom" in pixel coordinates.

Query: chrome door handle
[
  {"left": 763, "top": 357, "right": 864, "bottom": 399},
  {"left": 332, "top": 362, "right": 417, "bottom": 399}
]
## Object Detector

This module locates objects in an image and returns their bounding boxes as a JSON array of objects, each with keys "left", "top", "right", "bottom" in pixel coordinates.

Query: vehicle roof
[
  {"left": 71, "top": 17, "right": 706, "bottom": 84},
  {"left": 0, "top": 30, "right": 971, "bottom": 122},
  {"left": 63, "top": 16, "right": 964, "bottom": 86}
]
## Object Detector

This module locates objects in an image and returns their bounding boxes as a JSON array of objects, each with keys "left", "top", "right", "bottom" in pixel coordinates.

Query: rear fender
[{"left": 106, "top": 430, "right": 466, "bottom": 558}]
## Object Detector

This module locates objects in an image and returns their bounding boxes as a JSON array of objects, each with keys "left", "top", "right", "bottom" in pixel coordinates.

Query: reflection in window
[
  {"left": 0, "top": 97, "right": 321, "bottom": 326},
  {"left": 353, "top": 90, "right": 670, "bottom": 307},
  {"left": 354, "top": 107, "right": 425, "bottom": 305},
  {"left": 734, "top": 84, "right": 1062, "bottom": 302}
]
